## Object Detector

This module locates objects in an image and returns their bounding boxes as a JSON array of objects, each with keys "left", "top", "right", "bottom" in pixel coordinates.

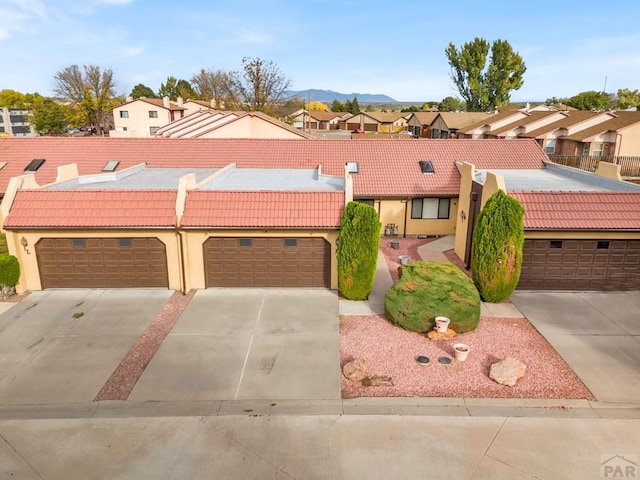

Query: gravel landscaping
[{"left": 340, "top": 237, "right": 595, "bottom": 400}]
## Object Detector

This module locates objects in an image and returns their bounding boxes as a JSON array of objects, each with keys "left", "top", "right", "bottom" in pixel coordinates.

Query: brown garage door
[
  {"left": 36, "top": 237, "right": 169, "bottom": 288},
  {"left": 204, "top": 237, "right": 330, "bottom": 288},
  {"left": 518, "top": 239, "right": 640, "bottom": 290}
]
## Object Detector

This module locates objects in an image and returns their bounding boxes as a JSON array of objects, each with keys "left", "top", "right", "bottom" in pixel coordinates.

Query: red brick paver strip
[{"left": 94, "top": 290, "right": 195, "bottom": 401}]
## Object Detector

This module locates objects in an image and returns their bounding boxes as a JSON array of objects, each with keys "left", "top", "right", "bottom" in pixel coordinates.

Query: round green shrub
[
  {"left": 0, "top": 254, "right": 20, "bottom": 287},
  {"left": 471, "top": 190, "right": 525, "bottom": 303},
  {"left": 337, "top": 201, "right": 381, "bottom": 300},
  {"left": 384, "top": 260, "right": 481, "bottom": 333}
]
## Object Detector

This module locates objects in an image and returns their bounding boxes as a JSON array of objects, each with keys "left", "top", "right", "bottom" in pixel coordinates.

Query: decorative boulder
[
  {"left": 489, "top": 357, "right": 526, "bottom": 386},
  {"left": 384, "top": 261, "right": 481, "bottom": 333},
  {"left": 342, "top": 358, "right": 368, "bottom": 382}
]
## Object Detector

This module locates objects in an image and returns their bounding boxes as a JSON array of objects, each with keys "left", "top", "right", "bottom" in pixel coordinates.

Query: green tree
[
  {"left": 445, "top": 37, "right": 526, "bottom": 111},
  {"left": 344, "top": 96, "right": 360, "bottom": 115},
  {"left": 0, "top": 89, "right": 27, "bottom": 107},
  {"left": 158, "top": 76, "right": 197, "bottom": 100},
  {"left": 400, "top": 105, "right": 419, "bottom": 113},
  {"left": 28, "top": 94, "right": 69, "bottom": 133},
  {"left": 439, "top": 96, "right": 465, "bottom": 112},
  {"left": 234, "top": 57, "right": 291, "bottom": 114},
  {"left": 53, "top": 64, "right": 117, "bottom": 129},
  {"left": 615, "top": 88, "right": 640, "bottom": 109},
  {"left": 564, "top": 90, "right": 612, "bottom": 111},
  {"left": 330, "top": 99, "right": 345, "bottom": 112},
  {"left": 130, "top": 84, "right": 157, "bottom": 99},
  {"left": 471, "top": 190, "right": 525, "bottom": 303},
  {"left": 337, "top": 202, "right": 381, "bottom": 300}
]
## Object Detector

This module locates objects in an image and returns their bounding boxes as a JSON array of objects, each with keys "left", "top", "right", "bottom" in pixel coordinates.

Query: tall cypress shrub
[
  {"left": 337, "top": 201, "right": 381, "bottom": 300},
  {"left": 471, "top": 190, "right": 525, "bottom": 303}
]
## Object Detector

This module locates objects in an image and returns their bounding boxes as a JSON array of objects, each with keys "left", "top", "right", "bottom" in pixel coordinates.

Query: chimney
[
  {"left": 126, "top": 96, "right": 133, "bottom": 103},
  {"left": 163, "top": 96, "right": 170, "bottom": 109},
  {"left": 177, "top": 96, "right": 183, "bottom": 107}
]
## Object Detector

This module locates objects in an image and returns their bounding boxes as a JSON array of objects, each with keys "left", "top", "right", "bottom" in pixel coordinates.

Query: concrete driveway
[
  {"left": 129, "top": 288, "right": 340, "bottom": 402},
  {"left": 510, "top": 291, "right": 640, "bottom": 403},
  {"left": 0, "top": 288, "right": 340, "bottom": 406},
  {"left": 0, "top": 289, "right": 173, "bottom": 405}
]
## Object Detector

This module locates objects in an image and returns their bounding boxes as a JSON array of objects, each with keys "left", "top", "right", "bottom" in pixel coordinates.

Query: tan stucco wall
[
  {"left": 5, "top": 229, "right": 182, "bottom": 293},
  {"left": 376, "top": 199, "right": 408, "bottom": 236},
  {"left": 112, "top": 102, "right": 174, "bottom": 138},
  {"left": 181, "top": 229, "right": 339, "bottom": 290},
  {"left": 199, "top": 115, "right": 304, "bottom": 139},
  {"left": 6, "top": 228, "right": 340, "bottom": 293},
  {"left": 453, "top": 163, "right": 474, "bottom": 260},
  {"left": 616, "top": 123, "right": 640, "bottom": 156}
]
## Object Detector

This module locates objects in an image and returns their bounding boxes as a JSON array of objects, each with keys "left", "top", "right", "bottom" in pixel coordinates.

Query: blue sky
[{"left": 1, "top": 0, "right": 639, "bottom": 102}]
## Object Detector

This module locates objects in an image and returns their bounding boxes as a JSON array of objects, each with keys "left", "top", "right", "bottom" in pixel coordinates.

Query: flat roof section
[
  {"left": 48, "top": 168, "right": 219, "bottom": 190},
  {"left": 200, "top": 167, "right": 344, "bottom": 191}
]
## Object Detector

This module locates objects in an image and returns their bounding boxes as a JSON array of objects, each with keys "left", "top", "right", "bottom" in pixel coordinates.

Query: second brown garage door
[
  {"left": 518, "top": 238, "right": 640, "bottom": 290},
  {"left": 204, "top": 237, "right": 330, "bottom": 287},
  {"left": 36, "top": 237, "right": 169, "bottom": 288}
]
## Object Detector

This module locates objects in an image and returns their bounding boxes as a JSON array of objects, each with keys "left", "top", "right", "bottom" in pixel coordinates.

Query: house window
[
  {"left": 72, "top": 239, "right": 86, "bottom": 248},
  {"left": 149, "top": 110, "right": 158, "bottom": 118},
  {"left": 440, "top": 130, "right": 449, "bottom": 139},
  {"left": 581, "top": 143, "right": 590, "bottom": 156},
  {"left": 118, "top": 238, "right": 132, "bottom": 248},
  {"left": 431, "top": 128, "right": 440, "bottom": 138},
  {"left": 597, "top": 240, "right": 610, "bottom": 249},
  {"left": 411, "top": 198, "right": 450, "bottom": 219},
  {"left": 149, "top": 127, "right": 160, "bottom": 135},
  {"left": 119, "top": 111, "right": 129, "bottom": 118},
  {"left": 239, "top": 239, "right": 252, "bottom": 247},
  {"left": 544, "top": 139, "right": 556, "bottom": 154},
  {"left": 593, "top": 143, "right": 604, "bottom": 157},
  {"left": 550, "top": 240, "right": 563, "bottom": 249},
  {"left": 284, "top": 239, "right": 297, "bottom": 247}
]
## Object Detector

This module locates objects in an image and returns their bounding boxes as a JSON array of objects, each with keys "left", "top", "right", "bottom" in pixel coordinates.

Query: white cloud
[
  {"left": 238, "top": 28, "right": 273, "bottom": 44},
  {"left": 123, "top": 46, "right": 143, "bottom": 57}
]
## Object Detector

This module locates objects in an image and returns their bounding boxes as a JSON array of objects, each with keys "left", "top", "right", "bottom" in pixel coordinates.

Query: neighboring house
[
  {"left": 289, "top": 110, "right": 347, "bottom": 131},
  {"left": 0, "top": 107, "right": 35, "bottom": 137},
  {"left": 111, "top": 97, "right": 186, "bottom": 138},
  {"left": 153, "top": 110, "right": 313, "bottom": 139},
  {"left": 182, "top": 99, "right": 216, "bottom": 116},
  {"left": 343, "top": 112, "right": 410, "bottom": 132},
  {"left": 406, "top": 112, "right": 439, "bottom": 137},
  {"left": 1, "top": 137, "right": 638, "bottom": 293},
  {"left": 455, "top": 161, "right": 640, "bottom": 290}
]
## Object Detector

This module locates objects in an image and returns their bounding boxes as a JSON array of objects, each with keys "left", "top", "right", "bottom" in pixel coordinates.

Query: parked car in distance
[{"left": 351, "top": 128, "right": 365, "bottom": 134}]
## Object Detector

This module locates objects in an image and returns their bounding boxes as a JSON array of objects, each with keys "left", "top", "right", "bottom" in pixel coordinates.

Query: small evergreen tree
[
  {"left": 337, "top": 202, "right": 381, "bottom": 300},
  {"left": 471, "top": 190, "right": 525, "bottom": 302}
]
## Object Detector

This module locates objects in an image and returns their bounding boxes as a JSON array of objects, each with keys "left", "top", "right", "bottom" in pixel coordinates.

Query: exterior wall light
[
  {"left": 20, "top": 237, "right": 29, "bottom": 254},
  {"left": 460, "top": 210, "right": 466, "bottom": 220}
]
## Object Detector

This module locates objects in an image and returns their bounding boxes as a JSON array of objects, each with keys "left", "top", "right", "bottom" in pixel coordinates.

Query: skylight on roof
[
  {"left": 24, "top": 158, "right": 45, "bottom": 172},
  {"left": 419, "top": 160, "right": 434, "bottom": 174},
  {"left": 346, "top": 161, "right": 359, "bottom": 174},
  {"left": 102, "top": 160, "right": 120, "bottom": 172}
]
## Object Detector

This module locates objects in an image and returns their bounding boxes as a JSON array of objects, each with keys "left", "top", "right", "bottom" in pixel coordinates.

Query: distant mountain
[{"left": 285, "top": 89, "right": 397, "bottom": 104}]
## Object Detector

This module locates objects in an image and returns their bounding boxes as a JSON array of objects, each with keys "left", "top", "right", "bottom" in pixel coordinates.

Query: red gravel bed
[
  {"left": 379, "top": 236, "right": 436, "bottom": 282},
  {"left": 94, "top": 290, "right": 195, "bottom": 401},
  {"left": 340, "top": 236, "right": 594, "bottom": 400},
  {"left": 340, "top": 315, "right": 595, "bottom": 400}
]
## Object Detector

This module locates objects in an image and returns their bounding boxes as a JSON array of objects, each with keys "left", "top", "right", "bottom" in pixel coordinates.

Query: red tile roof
[
  {"left": 0, "top": 137, "right": 548, "bottom": 198},
  {"left": 509, "top": 191, "right": 640, "bottom": 230},
  {"left": 3, "top": 190, "right": 177, "bottom": 229},
  {"left": 181, "top": 191, "right": 344, "bottom": 228}
]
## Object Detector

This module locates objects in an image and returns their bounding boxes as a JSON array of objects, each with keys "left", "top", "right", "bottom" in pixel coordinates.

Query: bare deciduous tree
[
  {"left": 54, "top": 64, "right": 117, "bottom": 129},
  {"left": 190, "top": 68, "right": 238, "bottom": 109},
  {"left": 234, "top": 57, "right": 291, "bottom": 114}
]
